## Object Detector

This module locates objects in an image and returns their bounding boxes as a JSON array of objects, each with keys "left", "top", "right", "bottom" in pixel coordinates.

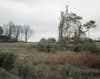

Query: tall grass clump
[
  {"left": 62, "top": 63, "right": 98, "bottom": 79},
  {"left": 0, "top": 52, "right": 17, "bottom": 71},
  {"left": 12, "top": 59, "right": 36, "bottom": 79}
]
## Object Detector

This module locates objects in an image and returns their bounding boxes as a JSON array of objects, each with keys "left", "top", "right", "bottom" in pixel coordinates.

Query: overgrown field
[{"left": 0, "top": 42, "right": 100, "bottom": 79}]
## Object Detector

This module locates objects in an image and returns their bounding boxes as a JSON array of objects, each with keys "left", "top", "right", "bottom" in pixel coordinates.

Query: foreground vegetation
[{"left": 0, "top": 42, "right": 100, "bottom": 79}]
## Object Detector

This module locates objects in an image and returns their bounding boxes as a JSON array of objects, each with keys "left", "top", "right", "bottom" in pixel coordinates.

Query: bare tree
[
  {"left": 0, "top": 26, "right": 3, "bottom": 35},
  {"left": 7, "top": 22, "right": 16, "bottom": 40},
  {"left": 15, "top": 25, "right": 22, "bottom": 41},
  {"left": 23, "top": 25, "right": 32, "bottom": 43},
  {"left": 59, "top": 12, "right": 65, "bottom": 43}
]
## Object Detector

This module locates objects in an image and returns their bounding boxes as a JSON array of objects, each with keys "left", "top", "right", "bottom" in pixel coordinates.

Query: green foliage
[
  {"left": 47, "top": 38, "right": 56, "bottom": 43},
  {"left": 84, "top": 20, "right": 96, "bottom": 29},
  {"left": 12, "top": 60, "right": 35, "bottom": 79},
  {"left": 80, "top": 39, "right": 100, "bottom": 53},
  {"left": 63, "top": 64, "right": 98, "bottom": 79},
  {"left": 0, "top": 50, "right": 99, "bottom": 79},
  {"left": 37, "top": 38, "right": 57, "bottom": 52},
  {"left": 0, "top": 52, "right": 17, "bottom": 70}
]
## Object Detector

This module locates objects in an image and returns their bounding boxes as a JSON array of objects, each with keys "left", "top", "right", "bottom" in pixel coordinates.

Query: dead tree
[
  {"left": 58, "top": 5, "right": 70, "bottom": 46},
  {"left": 58, "top": 5, "right": 84, "bottom": 49},
  {"left": 59, "top": 12, "right": 65, "bottom": 42}
]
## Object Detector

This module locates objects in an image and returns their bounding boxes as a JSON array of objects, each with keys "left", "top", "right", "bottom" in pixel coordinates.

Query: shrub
[
  {"left": 81, "top": 41, "right": 100, "bottom": 53},
  {"left": 0, "top": 52, "right": 17, "bottom": 71},
  {"left": 37, "top": 38, "right": 57, "bottom": 52},
  {"left": 12, "top": 59, "right": 35, "bottom": 79},
  {"left": 63, "top": 64, "right": 98, "bottom": 79},
  {"left": 47, "top": 38, "right": 56, "bottom": 43}
]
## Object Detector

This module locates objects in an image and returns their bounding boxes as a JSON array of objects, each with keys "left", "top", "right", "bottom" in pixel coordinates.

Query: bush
[
  {"left": 0, "top": 52, "right": 17, "bottom": 71},
  {"left": 47, "top": 38, "right": 56, "bottom": 43},
  {"left": 12, "top": 59, "right": 35, "bottom": 79},
  {"left": 37, "top": 38, "right": 57, "bottom": 52},
  {"left": 81, "top": 41, "right": 100, "bottom": 53},
  {"left": 63, "top": 64, "right": 98, "bottom": 79}
]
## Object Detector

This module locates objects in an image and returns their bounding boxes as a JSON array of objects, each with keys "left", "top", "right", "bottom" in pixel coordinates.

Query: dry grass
[
  {"left": 21, "top": 50, "right": 100, "bottom": 71},
  {"left": 0, "top": 42, "right": 100, "bottom": 76},
  {"left": 0, "top": 42, "right": 100, "bottom": 70}
]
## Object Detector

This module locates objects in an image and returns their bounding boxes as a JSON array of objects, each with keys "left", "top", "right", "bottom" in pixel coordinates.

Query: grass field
[{"left": 0, "top": 42, "right": 100, "bottom": 79}]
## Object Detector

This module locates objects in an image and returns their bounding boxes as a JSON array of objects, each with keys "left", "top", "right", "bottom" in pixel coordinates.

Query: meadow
[{"left": 0, "top": 42, "right": 100, "bottom": 79}]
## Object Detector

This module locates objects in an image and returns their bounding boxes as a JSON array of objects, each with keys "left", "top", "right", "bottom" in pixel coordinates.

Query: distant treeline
[{"left": 0, "top": 22, "right": 32, "bottom": 42}]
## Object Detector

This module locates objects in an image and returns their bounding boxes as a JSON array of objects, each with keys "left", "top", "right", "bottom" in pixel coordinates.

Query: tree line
[{"left": 0, "top": 22, "right": 32, "bottom": 42}]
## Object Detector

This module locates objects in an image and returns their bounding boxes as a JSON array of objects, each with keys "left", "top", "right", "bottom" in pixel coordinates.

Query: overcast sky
[{"left": 0, "top": 0, "right": 100, "bottom": 41}]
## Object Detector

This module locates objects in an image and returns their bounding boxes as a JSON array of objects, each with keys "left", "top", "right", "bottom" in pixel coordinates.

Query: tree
[
  {"left": 0, "top": 22, "right": 33, "bottom": 42},
  {"left": 58, "top": 5, "right": 96, "bottom": 51},
  {"left": 7, "top": 22, "right": 16, "bottom": 40},
  {"left": 0, "top": 26, "right": 3, "bottom": 35},
  {"left": 84, "top": 20, "right": 96, "bottom": 37},
  {"left": 58, "top": 6, "right": 83, "bottom": 47},
  {"left": 23, "top": 25, "right": 32, "bottom": 43},
  {"left": 6, "top": 22, "right": 25, "bottom": 41},
  {"left": 15, "top": 25, "right": 22, "bottom": 41},
  {"left": 59, "top": 12, "right": 65, "bottom": 42}
]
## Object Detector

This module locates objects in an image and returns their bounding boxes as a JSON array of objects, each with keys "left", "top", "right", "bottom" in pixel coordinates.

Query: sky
[{"left": 0, "top": 0, "right": 100, "bottom": 41}]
